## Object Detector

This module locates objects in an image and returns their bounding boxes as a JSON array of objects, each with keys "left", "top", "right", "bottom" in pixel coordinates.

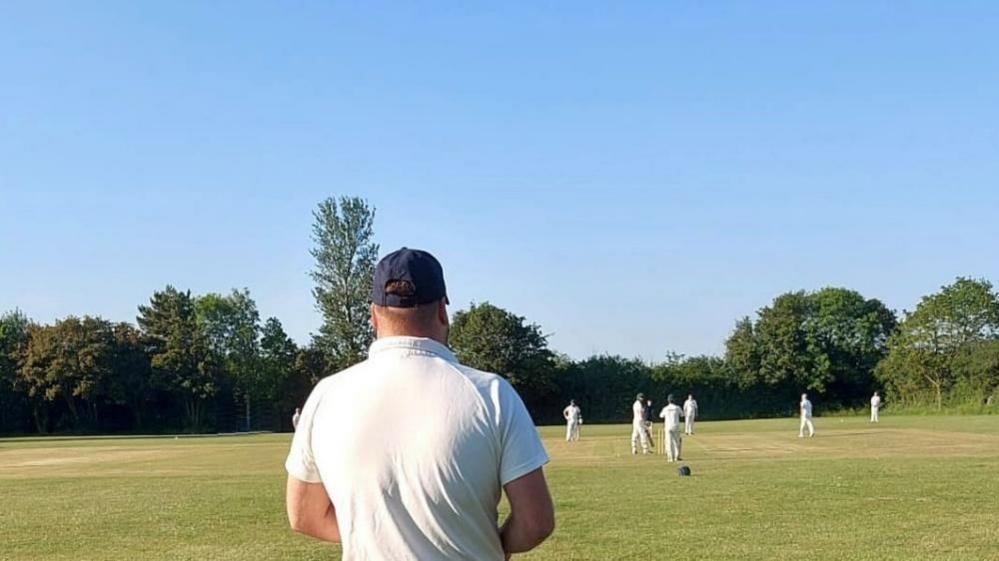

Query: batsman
[
  {"left": 631, "top": 393, "right": 651, "bottom": 454},
  {"left": 659, "top": 394, "right": 683, "bottom": 463}
]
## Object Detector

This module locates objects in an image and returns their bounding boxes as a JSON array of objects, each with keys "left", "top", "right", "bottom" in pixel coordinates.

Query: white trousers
[
  {"left": 566, "top": 421, "right": 580, "bottom": 441},
  {"left": 666, "top": 429, "right": 682, "bottom": 462},
  {"left": 870, "top": 407, "right": 879, "bottom": 423},
  {"left": 799, "top": 416, "right": 815, "bottom": 437},
  {"left": 684, "top": 415, "right": 695, "bottom": 435},
  {"left": 631, "top": 423, "right": 650, "bottom": 453}
]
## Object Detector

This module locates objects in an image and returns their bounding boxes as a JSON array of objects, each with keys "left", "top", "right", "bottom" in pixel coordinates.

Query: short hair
[
  {"left": 385, "top": 280, "right": 416, "bottom": 298},
  {"left": 373, "top": 281, "right": 441, "bottom": 331}
]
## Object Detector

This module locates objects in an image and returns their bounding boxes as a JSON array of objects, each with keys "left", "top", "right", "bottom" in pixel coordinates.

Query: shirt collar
[{"left": 369, "top": 336, "right": 457, "bottom": 362}]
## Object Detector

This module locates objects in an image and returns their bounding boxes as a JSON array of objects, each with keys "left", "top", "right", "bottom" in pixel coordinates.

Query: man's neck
[{"left": 377, "top": 331, "right": 447, "bottom": 345}]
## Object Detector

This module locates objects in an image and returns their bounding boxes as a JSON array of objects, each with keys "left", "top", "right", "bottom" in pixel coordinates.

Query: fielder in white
[
  {"left": 799, "top": 393, "right": 815, "bottom": 438},
  {"left": 682, "top": 394, "right": 698, "bottom": 435},
  {"left": 291, "top": 407, "right": 301, "bottom": 430},
  {"left": 659, "top": 395, "right": 683, "bottom": 463},
  {"left": 631, "top": 393, "right": 650, "bottom": 455},
  {"left": 563, "top": 400, "right": 582, "bottom": 442},
  {"left": 870, "top": 392, "right": 881, "bottom": 423}
]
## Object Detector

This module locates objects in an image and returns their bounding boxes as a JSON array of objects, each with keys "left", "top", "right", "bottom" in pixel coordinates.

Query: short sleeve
[
  {"left": 285, "top": 382, "right": 325, "bottom": 483},
  {"left": 495, "top": 379, "right": 549, "bottom": 486}
]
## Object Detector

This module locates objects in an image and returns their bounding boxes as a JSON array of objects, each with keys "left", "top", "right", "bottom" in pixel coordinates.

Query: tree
[
  {"left": 877, "top": 278, "right": 999, "bottom": 409},
  {"left": 449, "top": 302, "right": 557, "bottom": 407},
  {"left": 137, "top": 286, "right": 215, "bottom": 430},
  {"left": 754, "top": 291, "right": 815, "bottom": 389},
  {"left": 0, "top": 310, "right": 30, "bottom": 433},
  {"left": 554, "top": 355, "right": 652, "bottom": 423},
  {"left": 803, "top": 288, "right": 896, "bottom": 399},
  {"left": 259, "top": 317, "right": 297, "bottom": 399},
  {"left": 727, "top": 288, "right": 896, "bottom": 407},
  {"left": 294, "top": 343, "right": 329, "bottom": 388},
  {"left": 17, "top": 316, "right": 117, "bottom": 431},
  {"left": 310, "top": 196, "right": 379, "bottom": 370},
  {"left": 107, "top": 322, "right": 153, "bottom": 430},
  {"left": 724, "top": 317, "right": 760, "bottom": 388},
  {"left": 259, "top": 317, "right": 299, "bottom": 429},
  {"left": 952, "top": 340, "right": 999, "bottom": 404},
  {"left": 195, "top": 289, "right": 261, "bottom": 430}
]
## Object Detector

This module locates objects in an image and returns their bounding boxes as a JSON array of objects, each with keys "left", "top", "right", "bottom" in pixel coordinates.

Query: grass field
[{"left": 2, "top": 416, "right": 998, "bottom": 561}]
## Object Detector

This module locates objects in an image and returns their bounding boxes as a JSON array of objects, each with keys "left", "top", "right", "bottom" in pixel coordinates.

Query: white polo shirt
[
  {"left": 632, "top": 400, "right": 646, "bottom": 425},
  {"left": 683, "top": 399, "right": 697, "bottom": 418},
  {"left": 801, "top": 399, "right": 813, "bottom": 418},
  {"left": 563, "top": 405, "right": 581, "bottom": 423},
  {"left": 285, "top": 336, "right": 549, "bottom": 561},
  {"left": 659, "top": 404, "right": 682, "bottom": 432}
]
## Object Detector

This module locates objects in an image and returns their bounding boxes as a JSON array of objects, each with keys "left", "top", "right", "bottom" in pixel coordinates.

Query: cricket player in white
[
  {"left": 285, "top": 249, "right": 554, "bottom": 560},
  {"left": 870, "top": 392, "right": 882, "bottom": 423},
  {"left": 291, "top": 407, "right": 301, "bottom": 430},
  {"left": 631, "top": 393, "right": 650, "bottom": 454},
  {"left": 563, "top": 399, "right": 582, "bottom": 442},
  {"left": 799, "top": 393, "right": 815, "bottom": 438},
  {"left": 659, "top": 395, "right": 683, "bottom": 463},
  {"left": 682, "top": 394, "right": 698, "bottom": 435}
]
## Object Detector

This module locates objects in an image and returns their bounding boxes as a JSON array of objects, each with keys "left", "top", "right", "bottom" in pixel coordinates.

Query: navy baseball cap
[{"left": 371, "top": 248, "right": 448, "bottom": 308}]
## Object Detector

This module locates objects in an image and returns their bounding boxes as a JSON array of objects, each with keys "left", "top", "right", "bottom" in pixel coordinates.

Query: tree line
[
  {"left": 450, "top": 279, "right": 998, "bottom": 424},
  {"left": 0, "top": 196, "right": 370, "bottom": 435},
  {"left": 2, "top": 196, "right": 997, "bottom": 434}
]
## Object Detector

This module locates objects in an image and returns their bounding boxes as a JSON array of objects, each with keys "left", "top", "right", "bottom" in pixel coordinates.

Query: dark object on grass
[{"left": 678, "top": 465, "right": 691, "bottom": 477}]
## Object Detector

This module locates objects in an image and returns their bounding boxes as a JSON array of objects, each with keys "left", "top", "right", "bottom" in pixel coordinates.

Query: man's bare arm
[
  {"left": 286, "top": 476, "right": 340, "bottom": 543},
  {"left": 500, "top": 467, "right": 555, "bottom": 557}
]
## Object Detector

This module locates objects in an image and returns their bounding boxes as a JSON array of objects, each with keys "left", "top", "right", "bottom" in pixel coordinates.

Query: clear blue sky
[{"left": 2, "top": 2, "right": 998, "bottom": 360}]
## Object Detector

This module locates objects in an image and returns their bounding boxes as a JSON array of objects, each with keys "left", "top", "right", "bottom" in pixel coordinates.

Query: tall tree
[
  {"left": 876, "top": 277, "right": 999, "bottom": 409},
  {"left": 449, "top": 302, "right": 557, "bottom": 405},
  {"left": 137, "top": 286, "right": 215, "bottom": 430},
  {"left": 310, "top": 196, "right": 379, "bottom": 370}
]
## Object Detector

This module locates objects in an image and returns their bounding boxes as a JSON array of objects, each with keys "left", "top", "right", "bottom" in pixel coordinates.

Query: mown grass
[{"left": 1, "top": 415, "right": 997, "bottom": 561}]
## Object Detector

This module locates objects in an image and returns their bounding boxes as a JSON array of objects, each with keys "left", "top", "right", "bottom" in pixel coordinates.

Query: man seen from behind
[{"left": 285, "top": 248, "right": 555, "bottom": 560}]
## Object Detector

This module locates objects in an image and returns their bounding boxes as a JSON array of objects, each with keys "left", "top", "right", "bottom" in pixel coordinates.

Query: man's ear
[
  {"left": 370, "top": 304, "right": 380, "bottom": 332},
  {"left": 437, "top": 300, "right": 449, "bottom": 326}
]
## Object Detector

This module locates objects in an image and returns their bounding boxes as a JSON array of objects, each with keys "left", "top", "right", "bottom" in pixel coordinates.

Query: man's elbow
[
  {"left": 287, "top": 509, "right": 323, "bottom": 537},
  {"left": 529, "top": 511, "right": 556, "bottom": 545},
  {"left": 538, "top": 515, "right": 556, "bottom": 542},
  {"left": 287, "top": 511, "right": 309, "bottom": 534}
]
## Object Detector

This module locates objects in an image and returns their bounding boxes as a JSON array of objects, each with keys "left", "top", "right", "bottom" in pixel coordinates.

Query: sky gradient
[{"left": 2, "top": 1, "right": 998, "bottom": 360}]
